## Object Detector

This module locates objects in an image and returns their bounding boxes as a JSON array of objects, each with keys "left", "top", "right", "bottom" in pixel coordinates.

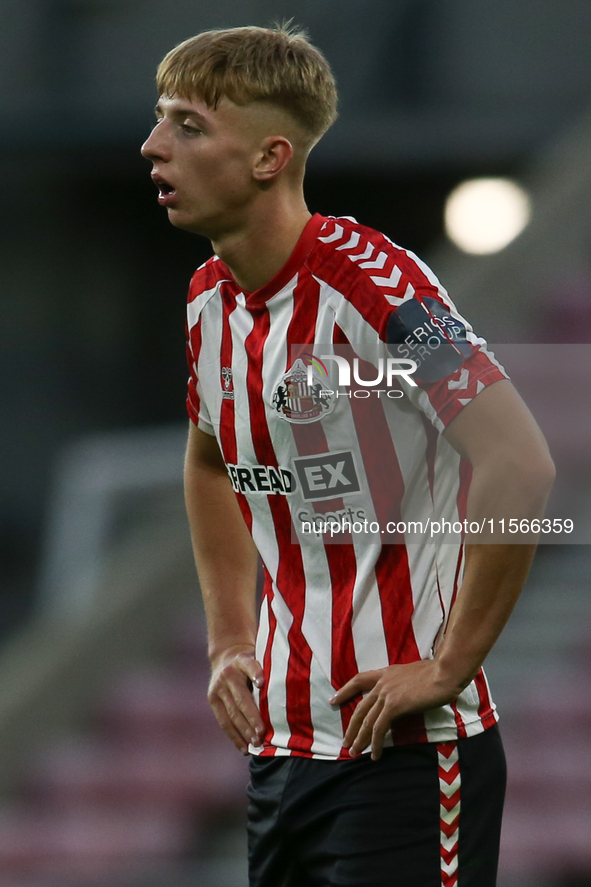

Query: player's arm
[
  {"left": 431, "top": 378, "right": 555, "bottom": 697},
  {"left": 331, "top": 379, "right": 555, "bottom": 759},
  {"left": 184, "top": 420, "right": 264, "bottom": 754}
]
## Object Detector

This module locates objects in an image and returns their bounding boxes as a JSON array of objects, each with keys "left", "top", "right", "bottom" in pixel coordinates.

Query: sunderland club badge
[{"left": 272, "top": 357, "right": 334, "bottom": 424}]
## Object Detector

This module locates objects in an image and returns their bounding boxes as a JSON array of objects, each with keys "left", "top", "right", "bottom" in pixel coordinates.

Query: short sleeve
[{"left": 186, "top": 330, "right": 215, "bottom": 436}]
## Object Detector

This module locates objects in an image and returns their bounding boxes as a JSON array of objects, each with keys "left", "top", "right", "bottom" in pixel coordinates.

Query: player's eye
[{"left": 180, "top": 122, "right": 201, "bottom": 135}]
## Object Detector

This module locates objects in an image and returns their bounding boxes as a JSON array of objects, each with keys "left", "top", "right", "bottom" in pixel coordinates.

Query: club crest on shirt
[
  {"left": 221, "top": 366, "right": 234, "bottom": 400},
  {"left": 272, "top": 358, "right": 334, "bottom": 424}
]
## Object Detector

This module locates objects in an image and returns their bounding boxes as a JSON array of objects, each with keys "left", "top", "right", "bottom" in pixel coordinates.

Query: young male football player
[{"left": 141, "top": 24, "right": 554, "bottom": 887}]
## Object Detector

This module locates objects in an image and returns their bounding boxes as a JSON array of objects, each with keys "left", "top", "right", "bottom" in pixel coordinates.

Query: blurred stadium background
[{"left": 1, "top": 1, "right": 591, "bottom": 885}]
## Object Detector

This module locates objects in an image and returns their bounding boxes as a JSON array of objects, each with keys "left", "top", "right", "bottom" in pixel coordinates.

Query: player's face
[{"left": 141, "top": 94, "right": 263, "bottom": 238}]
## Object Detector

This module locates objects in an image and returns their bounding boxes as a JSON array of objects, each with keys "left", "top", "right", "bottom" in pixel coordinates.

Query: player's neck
[{"left": 211, "top": 195, "right": 312, "bottom": 294}]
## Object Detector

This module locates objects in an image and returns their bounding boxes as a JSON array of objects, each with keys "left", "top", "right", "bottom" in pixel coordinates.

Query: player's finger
[
  {"left": 330, "top": 670, "right": 380, "bottom": 705},
  {"left": 370, "top": 706, "right": 394, "bottom": 761},
  {"left": 225, "top": 675, "right": 265, "bottom": 739},
  {"left": 209, "top": 697, "right": 251, "bottom": 755},
  {"left": 342, "top": 693, "right": 375, "bottom": 748},
  {"left": 217, "top": 661, "right": 265, "bottom": 737},
  {"left": 348, "top": 697, "right": 384, "bottom": 757},
  {"left": 214, "top": 685, "right": 258, "bottom": 744}
]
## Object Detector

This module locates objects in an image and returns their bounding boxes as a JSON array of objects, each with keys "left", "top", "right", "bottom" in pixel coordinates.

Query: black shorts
[{"left": 247, "top": 725, "right": 506, "bottom": 887}]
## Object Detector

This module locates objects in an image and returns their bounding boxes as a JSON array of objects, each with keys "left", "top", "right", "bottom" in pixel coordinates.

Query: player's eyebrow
[{"left": 153, "top": 102, "right": 209, "bottom": 126}]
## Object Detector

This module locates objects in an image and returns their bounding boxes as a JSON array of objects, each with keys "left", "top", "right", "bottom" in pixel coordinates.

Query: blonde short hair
[{"left": 156, "top": 24, "right": 338, "bottom": 144}]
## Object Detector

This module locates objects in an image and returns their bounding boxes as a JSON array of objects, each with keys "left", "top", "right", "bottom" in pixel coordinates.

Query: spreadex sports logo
[
  {"left": 226, "top": 450, "right": 361, "bottom": 502},
  {"left": 272, "top": 356, "right": 334, "bottom": 423}
]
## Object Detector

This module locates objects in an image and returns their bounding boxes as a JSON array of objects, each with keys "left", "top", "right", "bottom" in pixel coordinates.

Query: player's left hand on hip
[{"left": 329, "top": 661, "right": 457, "bottom": 761}]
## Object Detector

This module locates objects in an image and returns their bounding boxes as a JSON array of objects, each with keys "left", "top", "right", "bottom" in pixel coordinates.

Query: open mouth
[
  {"left": 152, "top": 174, "right": 176, "bottom": 200},
  {"left": 159, "top": 181, "right": 175, "bottom": 196}
]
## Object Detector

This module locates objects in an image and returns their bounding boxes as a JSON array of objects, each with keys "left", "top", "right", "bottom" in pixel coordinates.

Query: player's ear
[{"left": 253, "top": 136, "right": 294, "bottom": 182}]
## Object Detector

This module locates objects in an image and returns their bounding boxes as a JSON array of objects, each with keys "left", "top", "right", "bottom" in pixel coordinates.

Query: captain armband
[{"left": 386, "top": 296, "right": 475, "bottom": 384}]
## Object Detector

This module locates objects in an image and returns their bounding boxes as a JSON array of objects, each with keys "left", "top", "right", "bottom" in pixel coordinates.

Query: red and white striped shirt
[{"left": 186, "top": 213, "right": 506, "bottom": 759}]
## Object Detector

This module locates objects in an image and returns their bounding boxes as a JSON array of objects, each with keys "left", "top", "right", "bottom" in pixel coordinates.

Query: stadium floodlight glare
[{"left": 444, "top": 177, "right": 531, "bottom": 254}]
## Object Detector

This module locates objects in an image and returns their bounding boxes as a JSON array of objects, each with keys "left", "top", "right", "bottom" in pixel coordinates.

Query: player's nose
[{"left": 141, "top": 123, "right": 170, "bottom": 161}]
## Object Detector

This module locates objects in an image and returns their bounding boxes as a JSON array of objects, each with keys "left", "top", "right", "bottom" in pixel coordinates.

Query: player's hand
[
  {"left": 330, "top": 660, "right": 459, "bottom": 761},
  {"left": 208, "top": 644, "right": 265, "bottom": 756}
]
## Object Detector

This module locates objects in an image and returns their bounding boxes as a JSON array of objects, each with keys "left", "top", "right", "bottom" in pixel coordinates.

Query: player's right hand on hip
[{"left": 207, "top": 644, "right": 265, "bottom": 755}]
